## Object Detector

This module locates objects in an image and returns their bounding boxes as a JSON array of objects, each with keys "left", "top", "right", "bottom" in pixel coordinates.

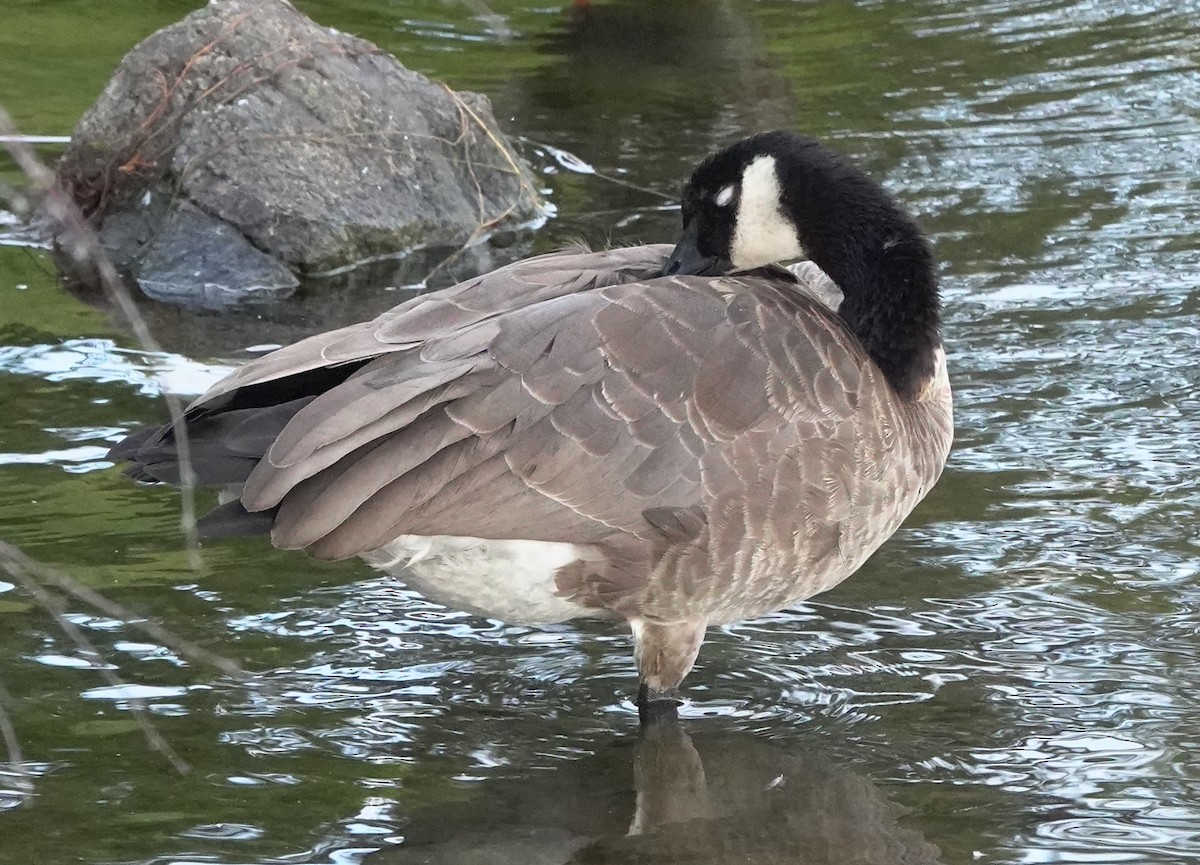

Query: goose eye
[{"left": 715, "top": 185, "right": 736, "bottom": 207}]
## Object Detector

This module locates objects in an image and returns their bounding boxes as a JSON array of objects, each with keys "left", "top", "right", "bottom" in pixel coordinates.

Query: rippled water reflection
[{"left": 2, "top": 0, "right": 1199, "bottom": 862}]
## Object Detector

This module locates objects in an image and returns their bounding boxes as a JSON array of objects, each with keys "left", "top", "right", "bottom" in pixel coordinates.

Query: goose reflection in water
[{"left": 368, "top": 719, "right": 942, "bottom": 865}]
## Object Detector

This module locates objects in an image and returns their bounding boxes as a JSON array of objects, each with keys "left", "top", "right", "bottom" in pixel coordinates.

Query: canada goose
[{"left": 111, "top": 131, "right": 953, "bottom": 721}]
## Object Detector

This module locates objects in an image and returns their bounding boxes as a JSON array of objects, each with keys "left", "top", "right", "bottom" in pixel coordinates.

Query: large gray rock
[{"left": 56, "top": 0, "right": 544, "bottom": 307}]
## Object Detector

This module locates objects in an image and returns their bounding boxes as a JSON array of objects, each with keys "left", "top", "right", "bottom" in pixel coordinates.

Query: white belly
[{"left": 362, "top": 535, "right": 598, "bottom": 625}]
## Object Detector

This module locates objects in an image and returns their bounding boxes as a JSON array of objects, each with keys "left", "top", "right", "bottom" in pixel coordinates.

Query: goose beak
[{"left": 661, "top": 222, "right": 730, "bottom": 277}]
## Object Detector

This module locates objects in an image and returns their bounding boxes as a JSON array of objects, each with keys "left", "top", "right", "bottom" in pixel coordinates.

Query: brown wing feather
[
  {"left": 172, "top": 246, "right": 881, "bottom": 592},
  {"left": 190, "top": 244, "right": 673, "bottom": 409},
  {"left": 260, "top": 274, "right": 868, "bottom": 566}
]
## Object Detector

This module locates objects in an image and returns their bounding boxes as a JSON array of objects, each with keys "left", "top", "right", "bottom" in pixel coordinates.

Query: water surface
[{"left": 2, "top": 1, "right": 1199, "bottom": 862}]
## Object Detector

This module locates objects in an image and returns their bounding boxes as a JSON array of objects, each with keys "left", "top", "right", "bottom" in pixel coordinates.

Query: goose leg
[
  {"left": 637, "top": 683, "right": 680, "bottom": 725},
  {"left": 630, "top": 618, "right": 707, "bottom": 725}
]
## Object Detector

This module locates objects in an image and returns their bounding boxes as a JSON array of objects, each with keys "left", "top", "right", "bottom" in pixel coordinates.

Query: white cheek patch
[
  {"left": 730, "top": 155, "right": 805, "bottom": 269},
  {"left": 715, "top": 184, "right": 735, "bottom": 207}
]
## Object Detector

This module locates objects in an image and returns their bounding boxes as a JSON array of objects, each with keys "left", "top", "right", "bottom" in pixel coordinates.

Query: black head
[
  {"left": 662, "top": 130, "right": 922, "bottom": 279},
  {"left": 663, "top": 131, "right": 817, "bottom": 277}
]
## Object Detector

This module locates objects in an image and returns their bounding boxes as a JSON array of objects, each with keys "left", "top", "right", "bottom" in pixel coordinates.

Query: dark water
[{"left": 2, "top": 0, "right": 1199, "bottom": 862}]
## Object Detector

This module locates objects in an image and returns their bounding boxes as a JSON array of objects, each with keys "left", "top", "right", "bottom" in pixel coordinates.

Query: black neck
[
  {"left": 822, "top": 227, "right": 942, "bottom": 400},
  {"left": 783, "top": 170, "right": 941, "bottom": 399}
]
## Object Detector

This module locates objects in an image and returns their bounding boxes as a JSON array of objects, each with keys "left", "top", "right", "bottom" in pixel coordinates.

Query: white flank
[
  {"left": 363, "top": 535, "right": 594, "bottom": 625},
  {"left": 730, "top": 155, "right": 805, "bottom": 269}
]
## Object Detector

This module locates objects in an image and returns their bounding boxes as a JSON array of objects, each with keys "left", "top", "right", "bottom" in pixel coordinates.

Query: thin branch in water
[
  {"left": 0, "top": 178, "right": 31, "bottom": 216},
  {"left": 0, "top": 106, "right": 202, "bottom": 569},
  {"left": 0, "top": 545, "right": 190, "bottom": 775},
  {"left": 0, "top": 541, "right": 242, "bottom": 679},
  {"left": 0, "top": 679, "right": 35, "bottom": 806},
  {"left": 0, "top": 107, "right": 248, "bottom": 777}
]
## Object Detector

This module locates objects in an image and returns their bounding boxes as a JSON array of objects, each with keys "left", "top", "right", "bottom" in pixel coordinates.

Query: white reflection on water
[{"left": 0, "top": 337, "right": 231, "bottom": 397}]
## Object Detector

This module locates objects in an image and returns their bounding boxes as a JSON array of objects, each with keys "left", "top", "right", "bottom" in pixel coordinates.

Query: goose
[{"left": 111, "top": 130, "right": 953, "bottom": 722}]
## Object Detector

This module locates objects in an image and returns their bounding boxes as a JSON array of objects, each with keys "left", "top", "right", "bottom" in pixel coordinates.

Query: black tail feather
[
  {"left": 137, "top": 456, "right": 263, "bottom": 486},
  {"left": 109, "top": 361, "right": 369, "bottom": 536},
  {"left": 109, "top": 396, "right": 317, "bottom": 487},
  {"left": 107, "top": 424, "right": 162, "bottom": 460},
  {"left": 196, "top": 500, "right": 278, "bottom": 538}
]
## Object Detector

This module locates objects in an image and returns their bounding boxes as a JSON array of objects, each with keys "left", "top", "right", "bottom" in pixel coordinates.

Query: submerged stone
[
  {"left": 133, "top": 201, "right": 299, "bottom": 308},
  {"left": 55, "top": 0, "right": 543, "bottom": 306}
]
